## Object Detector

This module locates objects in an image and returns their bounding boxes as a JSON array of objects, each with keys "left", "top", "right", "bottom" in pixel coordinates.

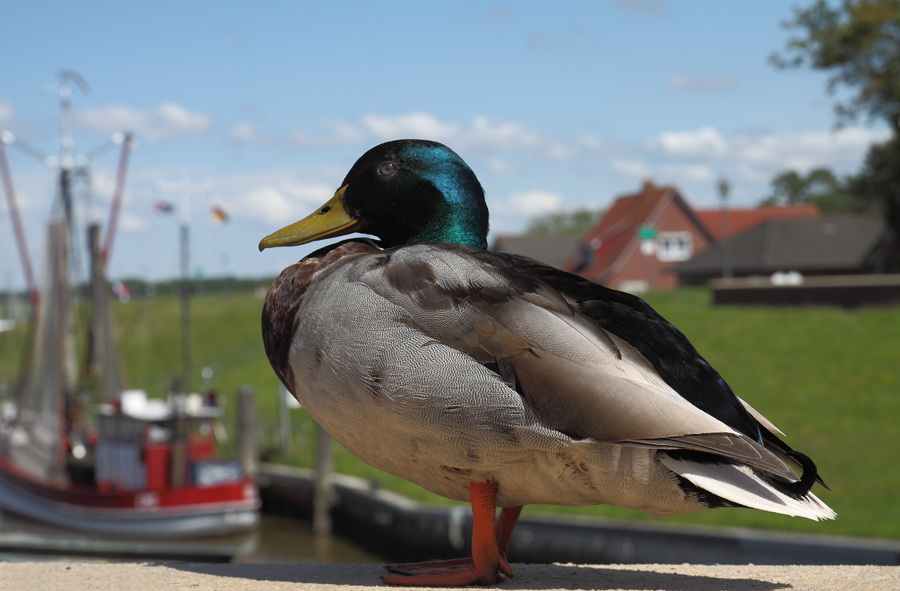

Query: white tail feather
[{"left": 660, "top": 456, "right": 836, "bottom": 521}]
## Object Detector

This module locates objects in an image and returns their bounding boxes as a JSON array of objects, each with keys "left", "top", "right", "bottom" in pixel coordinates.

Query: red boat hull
[{"left": 0, "top": 454, "right": 260, "bottom": 538}]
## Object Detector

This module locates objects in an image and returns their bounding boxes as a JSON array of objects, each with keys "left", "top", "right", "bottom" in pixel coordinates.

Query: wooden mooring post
[
  {"left": 237, "top": 385, "right": 257, "bottom": 479},
  {"left": 313, "top": 423, "right": 333, "bottom": 536}
]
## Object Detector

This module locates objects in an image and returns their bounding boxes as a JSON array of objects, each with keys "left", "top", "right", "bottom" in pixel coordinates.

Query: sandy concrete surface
[{"left": 0, "top": 562, "right": 897, "bottom": 591}]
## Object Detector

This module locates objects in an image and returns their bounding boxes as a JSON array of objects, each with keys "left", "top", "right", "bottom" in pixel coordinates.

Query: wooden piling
[
  {"left": 237, "top": 386, "right": 257, "bottom": 479},
  {"left": 313, "top": 424, "right": 333, "bottom": 536}
]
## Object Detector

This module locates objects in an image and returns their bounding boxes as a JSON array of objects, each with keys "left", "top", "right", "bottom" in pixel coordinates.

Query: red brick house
[{"left": 562, "top": 181, "right": 715, "bottom": 291}]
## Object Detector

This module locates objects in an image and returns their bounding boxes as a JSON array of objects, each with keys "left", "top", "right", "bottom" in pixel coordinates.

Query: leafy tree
[
  {"left": 526, "top": 209, "right": 600, "bottom": 236},
  {"left": 846, "top": 136, "right": 900, "bottom": 232},
  {"left": 772, "top": 1, "right": 900, "bottom": 261},
  {"left": 771, "top": 0, "right": 900, "bottom": 133},
  {"left": 761, "top": 166, "right": 887, "bottom": 214},
  {"left": 760, "top": 167, "right": 868, "bottom": 213}
]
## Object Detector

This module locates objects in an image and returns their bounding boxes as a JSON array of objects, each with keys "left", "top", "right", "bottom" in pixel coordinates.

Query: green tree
[
  {"left": 760, "top": 167, "right": 870, "bottom": 213},
  {"left": 847, "top": 137, "right": 900, "bottom": 233},
  {"left": 771, "top": 0, "right": 900, "bottom": 133},
  {"left": 525, "top": 209, "right": 600, "bottom": 236},
  {"left": 772, "top": 0, "right": 900, "bottom": 261}
]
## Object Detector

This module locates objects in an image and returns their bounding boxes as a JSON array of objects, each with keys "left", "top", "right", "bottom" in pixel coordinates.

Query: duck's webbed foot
[{"left": 381, "top": 482, "right": 523, "bottom": 586}]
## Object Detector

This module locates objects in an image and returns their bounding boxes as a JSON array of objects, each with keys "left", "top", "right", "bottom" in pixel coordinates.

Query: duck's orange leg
[
  {"left": 385, "top": 505, "right": 522, "bottom": 580},
  {"left": 382, "top": 481, "right": 521, "bottom": 586},
  {"left": 495, "top": 505, "right": 522, "bottom": 568}
]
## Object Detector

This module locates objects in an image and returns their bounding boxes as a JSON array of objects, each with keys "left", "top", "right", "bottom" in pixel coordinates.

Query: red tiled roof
[
  {"left": 697, "top": 206, "right": 819, "bottom": 241},
  {"left": 562, "top": 183, "right": 676, "bottom": 280}
]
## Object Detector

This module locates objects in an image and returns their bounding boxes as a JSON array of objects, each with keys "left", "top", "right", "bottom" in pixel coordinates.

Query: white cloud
[
  {"left": 661, "top": 163, "right": 714, "bottom": 183},
  {"left": 668, "top": 76, "right": 734, "bottom": 92},
  {"left": 464, "top": 115, "right": 542, "bottom": 152},
  {"left": 611, "top": 158, "right": 651, "bottom": 178},
  {"left": 74, "top": 201, "right": 146, "bottom": 233},
  {"left": 360, "top": 112, "right": 461, "bottom": 141},
  {"left": 117, "top": 211, "right": 146, "bottom": 232},
  {"left": 645, "top": 125, "right": 885, "bottom": 174},
  {"left": 649, "top": 126, "right": 727, "bottom": 159},
  {"left": 320, "top": 119, "right": 366, "bottom": 144},
  {"left": 227, "top": 181, "right": 334, "bottom": 226},
  {"left": 506, "top": 189, "right": 562, "bottom": 216},
  {"left": 228, "top": 112, "right": 595, "bottom": 163},
  {"left": 85, "top": 171, "right": 142, "bottom": 208},
  {"left": 734, "top": 162, "right": 770, "bottom": 184},
  {"left": 77, "top": 103, "right": 211, "bottom": 141},
  {"left": 228, "top": 122, "right": 259, "bottom": 143},
  {"left": 608, "top": 125, "right": 885, "bottom": 198},
  {"left": 0, "top": 101, "right": 13, "bottom": 124},
  {"left": 731, "top": 127, "right": 889, "bottom": 174},
  {"left": 610, "top": 160, "right": 712, "bottom": 188},
  {"left": 576, "top": 135, "right": 605, "bottom": 151},
  {"left": 485, "top": 157, "right": 516, "bottom": 174}
]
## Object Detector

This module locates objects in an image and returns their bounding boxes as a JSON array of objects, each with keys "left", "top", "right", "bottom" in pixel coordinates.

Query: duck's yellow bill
[{"left": 258, "top": 186, "right": 360, "bottom": 251}]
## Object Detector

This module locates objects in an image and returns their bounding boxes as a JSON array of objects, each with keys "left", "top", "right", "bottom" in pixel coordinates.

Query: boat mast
[
  {"left": 57, "top": 72, "right": 86, "bottom": 393},
  {"left": 155, "top": 178, "right": 213, "bottom": 393},
  {"left": 2, "top": 71, "right": 131, "bottom": 402}
]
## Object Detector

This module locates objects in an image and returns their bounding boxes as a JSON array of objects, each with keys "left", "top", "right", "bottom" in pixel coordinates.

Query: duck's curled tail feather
[{"left": 660, "top": 455, "right": 836, "bottom": 521}]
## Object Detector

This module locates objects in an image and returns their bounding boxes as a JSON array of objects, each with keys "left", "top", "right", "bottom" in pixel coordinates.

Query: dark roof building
[
  {"left": 674, "top": 215, "right": 895, "bottom": 286},
  {"left": 696, "top": 206, "right": 820, "bottom": 241},
  {"left": 491, "top": 234, "right": 582, "bottom": 270}
]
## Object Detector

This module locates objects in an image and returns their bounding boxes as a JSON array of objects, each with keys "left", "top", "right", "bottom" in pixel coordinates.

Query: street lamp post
[{"left": 717, "top": 177, "right": 733, "bottom": 280}]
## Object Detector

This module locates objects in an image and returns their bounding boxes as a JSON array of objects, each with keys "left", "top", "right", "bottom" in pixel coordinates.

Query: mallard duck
[{"left": 259, "top": 139, "right": 834, "bottom": 586}]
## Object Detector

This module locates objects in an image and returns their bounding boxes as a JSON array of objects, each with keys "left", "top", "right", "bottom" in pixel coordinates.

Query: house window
[{"left": 656, "top": 232, "right": 692, "bottom": 262}]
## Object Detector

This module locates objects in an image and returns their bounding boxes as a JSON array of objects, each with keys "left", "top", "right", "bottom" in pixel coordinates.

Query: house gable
[{"left": 563, "top": 181, "right": 714, "bottom": 291}]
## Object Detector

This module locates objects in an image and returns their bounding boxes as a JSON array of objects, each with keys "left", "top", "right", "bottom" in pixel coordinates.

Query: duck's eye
[{"left": 378, "top": 162, "right": 397, "bottom": 177}]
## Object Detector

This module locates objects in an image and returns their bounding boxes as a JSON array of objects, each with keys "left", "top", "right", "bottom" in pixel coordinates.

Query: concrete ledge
[
  {"left": 258, "top": 464, "right": 900, "bottom": 566},
  {"left": 1, "top": 562, "right": 897, "bottom": 591}
]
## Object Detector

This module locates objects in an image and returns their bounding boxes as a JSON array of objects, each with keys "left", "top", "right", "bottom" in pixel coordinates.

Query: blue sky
[{"left": 0, "top": 1, "right": 889, "bottom": 289}]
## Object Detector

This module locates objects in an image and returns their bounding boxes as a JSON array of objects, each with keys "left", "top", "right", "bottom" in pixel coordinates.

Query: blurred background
[{"left": 0, "top": 0, "right": 898, "bottom": 567}]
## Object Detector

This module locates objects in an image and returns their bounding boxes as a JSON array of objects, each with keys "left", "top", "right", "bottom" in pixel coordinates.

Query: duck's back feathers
[{"left": 359, "top": 245, "right": 798, "bottom": 474}]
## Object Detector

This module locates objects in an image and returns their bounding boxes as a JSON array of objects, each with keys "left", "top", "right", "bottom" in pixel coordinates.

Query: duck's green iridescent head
[{"left": 259, "top": 139, "right": 489, "bottom": 251}]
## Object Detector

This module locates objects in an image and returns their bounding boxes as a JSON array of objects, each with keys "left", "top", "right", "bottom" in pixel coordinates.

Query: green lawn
[{"left": 2, "top": 286, "right": 898, "bottom": 539}]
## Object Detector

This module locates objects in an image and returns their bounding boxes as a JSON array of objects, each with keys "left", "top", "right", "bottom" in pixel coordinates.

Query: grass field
[{"left": 1, "top": 285, "right": 898, "bottom": 539}]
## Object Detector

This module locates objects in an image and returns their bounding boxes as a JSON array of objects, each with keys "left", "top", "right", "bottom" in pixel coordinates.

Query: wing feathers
[
  {"left": 631, "top": 434, "right": 797, "bottom": 481},
  {"left": 357, "top": 244, "right": 810, "bottom": 485}
]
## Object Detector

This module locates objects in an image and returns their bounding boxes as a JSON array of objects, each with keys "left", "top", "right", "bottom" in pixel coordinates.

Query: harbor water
[{"left": 0, "top": 510, "right": 380, "bottom": 564}]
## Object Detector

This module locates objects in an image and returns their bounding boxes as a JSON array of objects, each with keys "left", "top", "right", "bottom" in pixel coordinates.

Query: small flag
[
  {"left": 112, "top": 281, "right": 131, "bottom": 303},
  {"left": 211, "top": 205, "right": 228, "bottom": 224},
  {"left": 154, "top": 201, "right": 174, "bottom": 214}
]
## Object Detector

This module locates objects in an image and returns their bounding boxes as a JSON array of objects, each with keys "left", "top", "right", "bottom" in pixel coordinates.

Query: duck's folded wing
[{"left": 357, "top": 244, "right": 796, "bottom": 482}]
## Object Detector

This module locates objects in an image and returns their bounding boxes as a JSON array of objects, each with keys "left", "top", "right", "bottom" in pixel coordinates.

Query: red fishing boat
[
  {"left": 0, "top": 75, "right": 259, "bottom": 538},
  {"left": 0, "top": 352, "right": 259, "bottom": 539}
]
